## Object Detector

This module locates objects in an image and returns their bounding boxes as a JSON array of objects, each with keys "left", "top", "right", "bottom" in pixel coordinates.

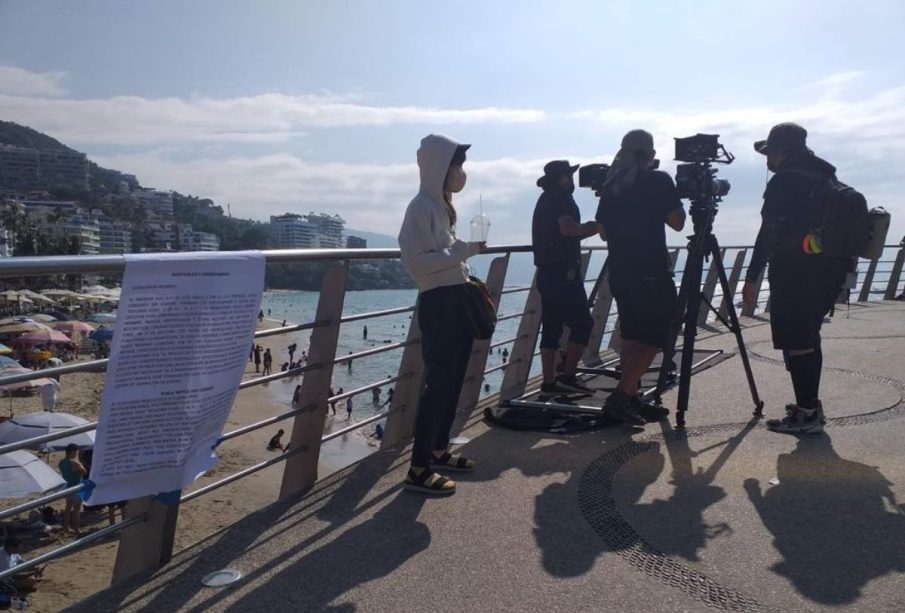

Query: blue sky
[{"left": 1, "top": 0, "right": 904, "bottom": 245}]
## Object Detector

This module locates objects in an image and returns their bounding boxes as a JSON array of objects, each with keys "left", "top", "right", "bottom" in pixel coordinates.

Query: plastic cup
[{"left": 470, "top": 214, "right": 491, "bottom": 242}]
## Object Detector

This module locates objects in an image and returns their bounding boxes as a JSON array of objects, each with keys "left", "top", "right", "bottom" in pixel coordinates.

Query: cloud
[
  {"left": 0, "top": 67, "right": 545, "bottom": 146},
  {"left": 0, "top": 66, "right": 67, "bottom": 97}
]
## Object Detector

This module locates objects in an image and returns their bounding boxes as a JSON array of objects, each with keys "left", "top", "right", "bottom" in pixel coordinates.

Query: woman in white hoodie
[{"left": 397, "top": 134, "right": 483, "bottom": 496}]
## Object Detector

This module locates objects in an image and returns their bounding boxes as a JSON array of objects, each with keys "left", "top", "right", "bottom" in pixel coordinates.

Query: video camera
[
  {"left": 578, "top": 159, "right": 660, "bottom": 193},
  {"left": 673, "top": 134, "right": 734, "bottom": 204}
]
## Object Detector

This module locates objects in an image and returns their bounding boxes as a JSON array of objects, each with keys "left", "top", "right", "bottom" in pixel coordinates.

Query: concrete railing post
[
  {"left": 884, "top": 248, "right": 905, "bottom": 300},
  {"left": 718, "top": 249, "right": 746, "bottom": 321},
  {"left": 697, "top": 248, "right": 725, "bottom": 325},
  {"left": 583, "top": 256, "right": 613, "bottom": 365},
  {"left": 456, "top": 255, "right": 509, "bottom": 414},
  {"left": 858, "top": 258, "right": 878, "bottom": 302},
  {"left": 500, "top": 271, "right": 542, "bottom": 402},
  {"left": 111, "top": 495, "right": 178, "bottom": 584},
  {"left": 382, "top": 305, "right": 425, "bottom": 449},
  {"left": 279, "top": 261, "right": 348, "bottom": 500}
]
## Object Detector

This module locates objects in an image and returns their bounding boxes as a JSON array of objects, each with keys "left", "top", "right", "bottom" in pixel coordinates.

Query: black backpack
[{"left": 784, "top": 169, "right": 870, "bottom": 258}]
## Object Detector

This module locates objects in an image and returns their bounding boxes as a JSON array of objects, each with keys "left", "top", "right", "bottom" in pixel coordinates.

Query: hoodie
[
  {"left": 398, "top": 134, "right": 479, "bottom": 292},
  {"left": 746, "top": 151, "right": 838, "bottom": 282}
]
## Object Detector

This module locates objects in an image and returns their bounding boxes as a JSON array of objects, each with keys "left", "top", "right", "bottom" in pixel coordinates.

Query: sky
[{"left": 1, "top": 0, "right": 904, "bottom": 246}]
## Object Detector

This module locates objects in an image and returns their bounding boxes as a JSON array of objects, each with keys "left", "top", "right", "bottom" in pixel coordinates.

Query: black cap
[
  {"left": 537, "top": 160, "right": 579, "bottom": 187},
  {"left": 754, "top": 123, "right": 808, "bottom": 155}
]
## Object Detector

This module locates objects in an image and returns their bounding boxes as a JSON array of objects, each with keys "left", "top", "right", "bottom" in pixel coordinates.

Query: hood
[
  {"left": 417, "top": 134, "right": 462, "bottom": 203},
  {"left": 782, "top": 150, "right": 837, "bottom": 179}
]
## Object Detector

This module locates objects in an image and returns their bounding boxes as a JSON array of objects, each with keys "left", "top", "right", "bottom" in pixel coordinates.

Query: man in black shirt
[
  {"left": 596, "top": 130, "right": 686, "bottom": 425},
  {"left": 532, "top": 160, "right": 600, "bottom": 398},
  {"left": 742, "top": 123, "right": 847, "bottom": 434}
]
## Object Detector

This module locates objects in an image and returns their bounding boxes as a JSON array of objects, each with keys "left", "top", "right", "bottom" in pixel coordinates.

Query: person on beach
[
  {"left": 363, "top": 325, "right": 368, "bottom": 340},
  {"left": 267, "top": 429, "right": 285, "bottom": 451},
  {"left": 347, "top": 351, "right": 353, "bottom": 372},
  {"left": 397, "top": 134, "right": 483, "bottom": 496},
  {"left": 346, "top": 396, "right": 353, "bottom": 421},
  {"left": 1, "top": 537, "right": 45, "bottom": 593},
  {"left": 532, "top": 160, "right": 600, "bottom": 400},
  {"left": 292, "top": 384, "right": 301, "bottom": 406},
  {"left": 258, "top": 310, "right": 264, "bottom": 322},
  {"left": 253, "top": 345, "right": 262, "bottom": 373},
  {"left": 288, "top": 342, "right": 297, "bottom": 364},
  {"left": 329, "top": 387, "right": 337, "bottom": 414},
  {"left": 743, "top": 123, "right": 849, "bottom": 434},
  {"left": 301, "top": 351, "right": 307, "bottom": 364},
  {"left": 372, "top": 387, "right": 380, "bottom": 405},
  {"left": 382, "top": 387, "right": 394, "bottom": 407},
  {"left": 596, "top": 129, "right": 685, "bottom": 425},
  {"left": 58, "top": 444, "right": 86, "bottom": 535},
  {"left": 262, "top": 348, "right": 273, "bottom": 376}
]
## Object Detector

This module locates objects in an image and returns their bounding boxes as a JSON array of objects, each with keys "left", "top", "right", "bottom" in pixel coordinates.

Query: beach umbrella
[
  {"left": 0, "top": 450, "right": 67, "bottom": 497},
  {"left": 51, "top": 321, "right": 95, "bottom": 334},
  {"left": 0, "top": 291, "right": 20, "bottom": 302},
  {"left": 89, "top": 328, "right": 114, "bottom": 342},
  {"left": 30, "top": 314, "right": 58, "bottom": 322},
  {"left": 0, "top": 321, "right": 52, "bottom": 334},
  {"left": 0, "top": 412, "right": 92, "bottom": 452},
  {"left": 17, "top": 290, "right": 56, "bottom": 305},
  {"left": 15, "top": 330, "right": 73, "bottom": 344},
  {"left": 0, "top": 357, "right": 21, "bottom": 368},
  {"left": 0, "top": 344, "right": 12, "bottom": 356},
  {"left": 40, "top": 289, "right": 77, "bottom": 297},
  {"left": 88, "top": 312, "right": 117, "bottom": 324}
]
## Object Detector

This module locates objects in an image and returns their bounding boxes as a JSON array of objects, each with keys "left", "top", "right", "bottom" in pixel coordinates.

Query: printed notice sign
[{"left": 87, "top": 251, "right": 265, "bottom": 504}]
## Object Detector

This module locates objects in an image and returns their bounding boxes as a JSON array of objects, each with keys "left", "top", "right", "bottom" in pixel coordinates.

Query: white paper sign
[{"left": 87, "top": 251, "right": 265, "bottom": 504}]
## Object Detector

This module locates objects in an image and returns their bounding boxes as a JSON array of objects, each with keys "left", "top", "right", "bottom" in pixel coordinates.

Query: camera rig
[{"left": 654, "top": 134, "right": 763, "bottom": 427}]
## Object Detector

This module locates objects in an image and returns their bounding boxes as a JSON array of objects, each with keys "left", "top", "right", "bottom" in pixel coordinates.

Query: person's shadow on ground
[{"left": 745, "top": 434, "right": 905, "bottom": 605}]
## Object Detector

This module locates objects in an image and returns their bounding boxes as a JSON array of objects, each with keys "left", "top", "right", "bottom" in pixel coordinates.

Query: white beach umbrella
[
  {"left": 0, "top": 412, "right": 93, "bottom": 451},
  {"left": 0, "top": 450, "right": 67, "bottom": 498}
]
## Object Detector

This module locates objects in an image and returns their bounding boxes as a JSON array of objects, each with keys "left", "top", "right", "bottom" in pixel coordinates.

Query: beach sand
[{"left": 6, "top": 319, "right": 380, "bottom": 612}]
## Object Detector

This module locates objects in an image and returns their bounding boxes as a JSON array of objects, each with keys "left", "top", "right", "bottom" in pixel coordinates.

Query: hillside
[{"left": 0, "top": 120, "right": 76, "bottom": 152}]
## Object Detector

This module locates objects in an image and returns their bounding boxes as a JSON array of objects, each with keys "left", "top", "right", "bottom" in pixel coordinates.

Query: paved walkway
[{"left": 71, "top": 301, "right": 905, "bottom": 612}]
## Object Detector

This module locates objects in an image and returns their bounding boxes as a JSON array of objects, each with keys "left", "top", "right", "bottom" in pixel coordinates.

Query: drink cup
[{"left": 470, "top": 214, "right": 491, "bottom": 242}]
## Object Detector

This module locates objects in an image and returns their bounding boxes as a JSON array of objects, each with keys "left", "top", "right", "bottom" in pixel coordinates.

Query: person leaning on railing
[{"left": 397, "top": 134, "right": 484, "bottom": 496}]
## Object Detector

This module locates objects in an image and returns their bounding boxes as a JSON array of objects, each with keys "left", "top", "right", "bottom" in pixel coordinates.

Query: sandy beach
[{"left": 5, "top": 318, "right": 380, "bottom": 612}]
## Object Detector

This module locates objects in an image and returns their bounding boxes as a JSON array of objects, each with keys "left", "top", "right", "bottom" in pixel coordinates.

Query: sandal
[
  {"left": 403, "top": 468, "right": 456, "bottom": 496},
  {"left": 430, "top": 451, "right": 475, "bottom": 473}
]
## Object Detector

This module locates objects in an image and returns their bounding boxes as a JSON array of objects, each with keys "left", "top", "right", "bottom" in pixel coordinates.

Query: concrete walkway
[{"left": 71, "top": 301, "right": 905, "bottom": 612}]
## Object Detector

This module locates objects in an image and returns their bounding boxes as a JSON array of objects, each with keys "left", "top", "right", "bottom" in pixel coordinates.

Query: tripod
[{"left": 655, "top": 201, "right": 764, "bottom": 429}]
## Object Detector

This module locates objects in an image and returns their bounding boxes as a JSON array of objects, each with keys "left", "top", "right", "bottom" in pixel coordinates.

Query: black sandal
[
  {"left": 403, "top": 468, "right": 456, "bottom": 496},
  {"left": 430, "top": 451, "right": 475, "bottom": 473}
]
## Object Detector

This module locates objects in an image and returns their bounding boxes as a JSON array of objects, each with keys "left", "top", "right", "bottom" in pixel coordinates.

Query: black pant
[
  {"left": 412, "top": 284, "right": 475, "bottom": 468},
  {"left": 537, "top": 265, "right": 593, "bottom": 349},
  {"left": 769, "top": 251, "right": 847, "bottom": 350}
]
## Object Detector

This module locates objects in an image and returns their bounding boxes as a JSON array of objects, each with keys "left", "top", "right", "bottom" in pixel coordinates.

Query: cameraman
[
  {"left": 532, "top": 160, "right": 599, "bottom": 398},
  {"left": 596, "top": 130, "right": 686, "bottom": 425},
  {"left": 742, "top": 123, "right": 847, "bottom": 434}
]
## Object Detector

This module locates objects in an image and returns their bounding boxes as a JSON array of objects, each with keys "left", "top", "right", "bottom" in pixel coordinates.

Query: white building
[
  {"left": 134, "top": 189, "right": 174, "bottom": 220},
  {"left": 97, "top": 217, "right": 133, "bottom": 254},
  {"left": 270, "top": 214, "right": 321, "bottom": 248},
  {"left": 306, "top": 213, "right": 345, "bottom": 248}
]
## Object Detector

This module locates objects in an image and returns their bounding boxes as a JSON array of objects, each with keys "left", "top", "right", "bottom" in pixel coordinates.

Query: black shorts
[
  {"left": 769, "top": 252, "right": 847, "bottom": 350},
  {"left": 610, "top": 275, "right": 676, "bottom": 349},
  {"left": 536, "top": 266, "right": 593, "bottom": 349}
]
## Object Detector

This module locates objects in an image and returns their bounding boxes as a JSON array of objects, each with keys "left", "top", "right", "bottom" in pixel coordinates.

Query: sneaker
[
  {"left": 538, "top": 382, "right": 558, "bottom": 400},
  {"left": 554, "top": 374, "right": 593, "bottom": 396},
  {"left": 604, "top": 390, "right": 646, "bottom": 426},
  {"left": 766, "top": 404, "right": 823, "bottom": 434},
  {"left": 630, "top": 395, "right": 671, "bottom": 422},
  {"left": 814, "top": 399, "right": 826, "bottom": 425}
]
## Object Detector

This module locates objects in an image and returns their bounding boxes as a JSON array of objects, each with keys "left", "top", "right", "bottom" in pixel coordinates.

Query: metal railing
[{"left": 0, "top": 242, "right": 902, "bottom": 591}]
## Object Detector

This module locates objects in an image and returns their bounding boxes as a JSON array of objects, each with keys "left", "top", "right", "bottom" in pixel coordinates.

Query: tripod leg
[
  {"left": 709, "top": 240, "right": 764, "bottom": 417},
  {"left": 672, "top": 233, "right": 709, "bottom": 429}
]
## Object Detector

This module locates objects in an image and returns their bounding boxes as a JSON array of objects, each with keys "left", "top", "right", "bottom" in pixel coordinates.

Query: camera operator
[
  {"left": 596, "top": 129, "right": 686, "bottom": 425},
  {"left": 532, "top": 160, "right": 600, "bottom": 398},
  {"left": 742, "top": 123, "right": 847, "bottom": 434}
]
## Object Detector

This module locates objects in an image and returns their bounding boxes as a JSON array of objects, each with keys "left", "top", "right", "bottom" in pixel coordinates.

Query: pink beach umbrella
[
  {"left": 50, "top": 321, "right": 95, "bottom": 334},
  {"left": 15, "top": 330, "right": 74, "bottom": 344}
]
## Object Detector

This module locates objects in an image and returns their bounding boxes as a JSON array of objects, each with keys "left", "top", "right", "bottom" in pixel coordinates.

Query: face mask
[{"left": 446, "top": 166, "right": 467, "bottom": 193}]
